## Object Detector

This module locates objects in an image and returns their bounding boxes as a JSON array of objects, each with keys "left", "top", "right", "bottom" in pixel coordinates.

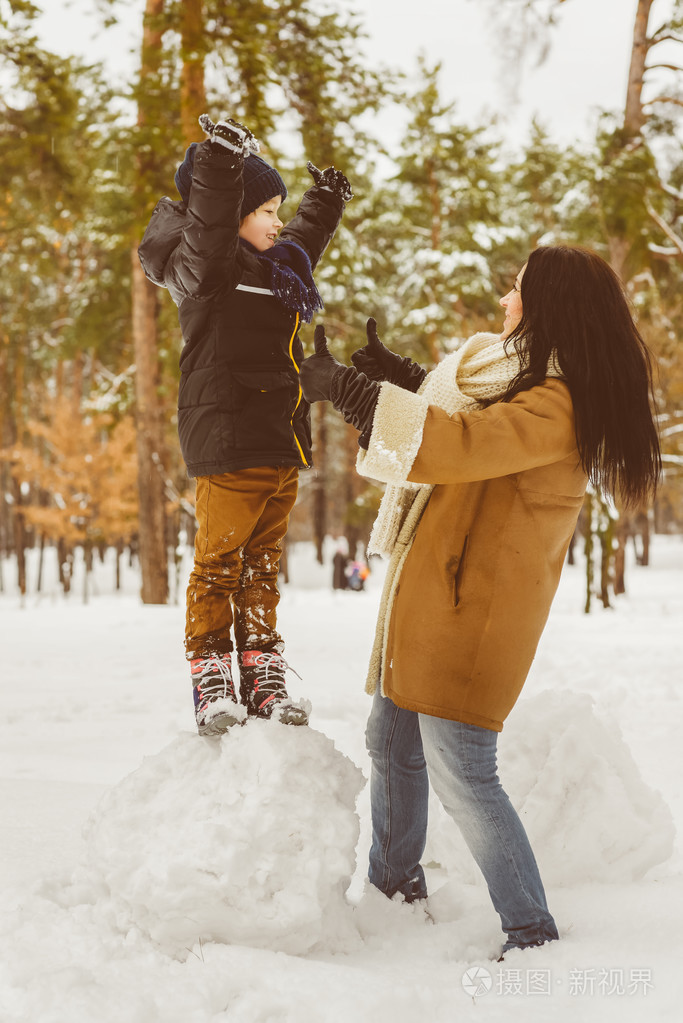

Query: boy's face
[{"left": 239, "top": 195, "right": 284, "bottom": 251}]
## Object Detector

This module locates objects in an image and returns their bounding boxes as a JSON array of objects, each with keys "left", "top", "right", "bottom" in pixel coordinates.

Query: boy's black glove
[
  {"left": 306, "top": 162, "right": 354, "bottom": 202},
  {"left": 199, "top": 113, "right": 260, "bottom": 155},
  {"left": 301, "top": 324, "right": 346, "bottom": 402},
  {"left": 301, "top": 325, "right": 379, "bottom": 444},
  {"left": 351, "top": 318, "right": 427, "bottom": 392}
]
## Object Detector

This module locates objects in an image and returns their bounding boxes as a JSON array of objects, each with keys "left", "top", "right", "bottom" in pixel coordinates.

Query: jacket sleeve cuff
[{"left": 356, "top": 382, "right": 429, "bottom": 483}]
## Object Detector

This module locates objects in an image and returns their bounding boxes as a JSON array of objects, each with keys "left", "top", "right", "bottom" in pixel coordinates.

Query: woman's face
[
  {"left": 499, "top": 264, "right": 526, "bottom": 339},
  {"left": 239, "top": 195, "right": 284, "bottom": 251}
]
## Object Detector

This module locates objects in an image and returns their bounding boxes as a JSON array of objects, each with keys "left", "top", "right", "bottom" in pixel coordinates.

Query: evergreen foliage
[{"left": 1, "top": 0, "right": 682, "bottom": 601}]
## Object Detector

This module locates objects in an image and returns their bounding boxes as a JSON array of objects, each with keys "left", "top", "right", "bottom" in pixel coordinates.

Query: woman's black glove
[
  {"left": 351, "top": 318, "right": 426, "bottom": 392},
  {"left": 306, "top": 162, "right": 354, "bottom": 203},
  {"left": 301, "top": 324, "right": 380, "bottom": 446}
]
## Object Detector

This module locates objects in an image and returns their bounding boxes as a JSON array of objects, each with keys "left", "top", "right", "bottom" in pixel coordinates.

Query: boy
[{"left": 138, "top": 114, "right": 352, "bottom": 734}]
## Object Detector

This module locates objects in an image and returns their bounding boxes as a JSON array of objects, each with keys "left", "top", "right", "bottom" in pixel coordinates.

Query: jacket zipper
[{"left": 287, "top": 312, "right": 309, "bottom": 467}]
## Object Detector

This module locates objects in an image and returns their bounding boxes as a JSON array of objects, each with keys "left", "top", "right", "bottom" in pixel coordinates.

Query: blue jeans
[{"left": 366, "top": 690, "right": 559, "bottom": 950}]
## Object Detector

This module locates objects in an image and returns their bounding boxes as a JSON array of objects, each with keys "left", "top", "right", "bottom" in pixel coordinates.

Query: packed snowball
[{"left": 84, "top": 722, "right": 364, "bottom": 957}]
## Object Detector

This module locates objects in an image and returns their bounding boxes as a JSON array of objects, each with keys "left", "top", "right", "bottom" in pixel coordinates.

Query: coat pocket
[
  {"left": 231, "top": 368, "right": 294, "bottom": 396},
  {"left": 229, "top": 368, "right": 298, "bottom": 452},
  {"left": 451, "top": 534, "right": 469, "bottom": 609}
]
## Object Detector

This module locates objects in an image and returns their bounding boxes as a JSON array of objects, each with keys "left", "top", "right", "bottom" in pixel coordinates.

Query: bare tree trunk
[
  {"left": 343, "top": 426, "right": 364, "bottom": 560},
  {"left": 599, "top": 513, "right": 614, "bottom": 607},
  {"left": 636, "top": 509, "right": 650, "bottom": 565},
  {"left": 58, "top": 538, "right": 73, "bottom": 595},
  {"left": 115, "top": 539, "right": 122, "bottom": 591},
  {"left": 131, "top": 253, "right": 169, "bottom": 603},
  {"left": 131, "top": 0, "right": 169, "bottom": 604},
  {"left": 613, "top": 513, "right": 630, "bottom": 596},
  {"left": 604, "top": 0, "right": 659, "bottom": 282},
  {"left": 35, "top": 532, "right": 45, "bottom": 593},
  {"left": 624, "top": 0, "right": 655, "bottom": 137},
  {"left": 83, "top": 540, "right": 92, "bottom": 605},
  {"left": 607, "top": 236, "right": 632, "bottom": 281},
  {"left": 10, "top": 343, "right": 27, "bottom": 597},
  {"left": 12, "top": 478, "right": 26, "bottom": 598},
  {"left": 180, "top": 0, "right": 206, "bottom": 148},
  {"left": 583, "top": 494, "right": 593, "bottom": 614},
  {"left": 0, "top": 348, "right": 9, "bottom": 593}
]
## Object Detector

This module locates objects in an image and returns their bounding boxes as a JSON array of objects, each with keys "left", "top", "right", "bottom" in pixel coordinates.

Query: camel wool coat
[{"left": 357, "top": 376, "right": 588, "bottom": 731}]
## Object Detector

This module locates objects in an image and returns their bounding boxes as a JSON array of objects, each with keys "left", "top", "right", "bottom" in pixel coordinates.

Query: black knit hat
[
  {"left": 174, "top": 144, "right": 287, "bottom": 215},
  {"left": 241, "top": 153, "right": 288, "bottom": 216}
]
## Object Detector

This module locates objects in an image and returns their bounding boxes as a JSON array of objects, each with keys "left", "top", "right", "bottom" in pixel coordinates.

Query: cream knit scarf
[{"left": 367, "top": 331, "right": 523, "bottom": 558}]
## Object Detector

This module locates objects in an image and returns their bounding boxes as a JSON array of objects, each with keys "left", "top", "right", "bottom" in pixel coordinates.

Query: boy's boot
[
  {"left": 239, "top": 650, "right": 309, "bottom": 726},
  {"left": 191, "top": 653, "right": 245, "bottom": 735}
]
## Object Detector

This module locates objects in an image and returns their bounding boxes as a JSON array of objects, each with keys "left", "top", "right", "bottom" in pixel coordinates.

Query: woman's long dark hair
[{"left": 502, "top": 245, "right": 661, "bottom": 507}]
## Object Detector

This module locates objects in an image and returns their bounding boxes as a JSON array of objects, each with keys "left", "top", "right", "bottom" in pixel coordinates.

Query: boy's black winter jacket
[{"left": 138, "top": 141, "right": 344, "bottom": 477}]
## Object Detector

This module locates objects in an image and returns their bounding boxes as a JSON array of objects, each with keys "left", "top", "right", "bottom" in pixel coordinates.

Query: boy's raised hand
[
  {"left": 198, "top": 113, "right": 260, "bottom": 155},
  {"left": 300, "top": 324, "right": 347, "bottom": 403},
  {"left": 306, "top": 162, "right": 354, "bottom": 203}
]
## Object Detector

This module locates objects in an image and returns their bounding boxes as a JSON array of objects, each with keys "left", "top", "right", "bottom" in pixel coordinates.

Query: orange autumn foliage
[{"left": 1, "top": 397, "right": 139, "bottom": 547}]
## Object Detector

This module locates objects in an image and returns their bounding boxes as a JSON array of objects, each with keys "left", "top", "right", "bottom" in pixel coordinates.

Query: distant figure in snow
[
  {"left": 138, "top": 114, "right": 352, "bottom": 734},
  {"left": 332, "top": 537, "right": 350, "bottom": 590},
  {"left": 300, "top": 245, "right": 661, "bottom": 957},
  {"left": 346, "top": 559, "right": 370, "bottom": 591}
]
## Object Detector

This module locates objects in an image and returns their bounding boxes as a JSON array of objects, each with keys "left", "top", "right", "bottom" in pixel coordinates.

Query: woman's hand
[{"left": 351, "top": 318, "right": 426, "bottom": 392}]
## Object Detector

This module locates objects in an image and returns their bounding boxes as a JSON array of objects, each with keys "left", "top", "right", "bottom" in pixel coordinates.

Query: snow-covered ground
[{"left": 1, "top": 536, "right": 681, "bottom": 1022}]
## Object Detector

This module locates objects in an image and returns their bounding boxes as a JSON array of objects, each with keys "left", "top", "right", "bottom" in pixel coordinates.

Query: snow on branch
[
  {"left": 643, "top": 95, "right": 683, "bottom": 108},
  {"left": 660, "top": 423, "right": 683, "bottom": 438},
  {"left": 649, "top": 243, "right": 683, "bottom": 257},
  {"left": 660, "top": 182, "right": 683, "bottom": 202},
  {"left": 649, "top": 28, "right": 683, "bottom": 45},
  {"left": 645, "top": 200, "right": 683, "bottom": 256},
  {"left": 644, "top": 63, "right": 683, "bottom": 72}
]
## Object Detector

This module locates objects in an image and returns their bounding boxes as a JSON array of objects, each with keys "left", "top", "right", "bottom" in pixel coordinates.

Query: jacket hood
[{"left": 138, "top": 197, "right": 186, "bottom": 287}]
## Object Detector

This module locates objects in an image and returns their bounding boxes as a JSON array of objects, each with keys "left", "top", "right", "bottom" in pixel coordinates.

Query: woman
[{"left": 300, "top": 245, "right": 661, "bottom": 956}]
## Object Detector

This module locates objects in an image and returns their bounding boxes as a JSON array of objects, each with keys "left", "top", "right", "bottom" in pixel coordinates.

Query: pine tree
[{"left": 0, "top": 1, "right": 129, "bottom": 593}]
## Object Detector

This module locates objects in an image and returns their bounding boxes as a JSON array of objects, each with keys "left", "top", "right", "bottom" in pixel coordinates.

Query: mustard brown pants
[{"left": 185, "top": 466, "right": 298, "bottom": 660}]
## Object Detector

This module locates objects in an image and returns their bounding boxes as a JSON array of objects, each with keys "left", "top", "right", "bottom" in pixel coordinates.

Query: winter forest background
[
  {"left": 2, "top": 2, "right": 683, "bottom": 1021},
  {"left": 1, "top": 0, "right": 682, "bottom": 605}
]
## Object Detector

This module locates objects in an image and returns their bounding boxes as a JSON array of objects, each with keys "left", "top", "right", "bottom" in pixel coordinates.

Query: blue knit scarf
[{"left": 242, "top": 238, "right": 323, "bottom": 323}]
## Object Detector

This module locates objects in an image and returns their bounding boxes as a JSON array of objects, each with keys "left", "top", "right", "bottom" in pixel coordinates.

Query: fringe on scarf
[{"left": 257, "top": 239, "right": 324, "bottom": 323}]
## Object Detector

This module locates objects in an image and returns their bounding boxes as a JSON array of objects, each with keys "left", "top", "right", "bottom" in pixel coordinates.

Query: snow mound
[
  {"left": 426, "top": 690, "right": 675, "bottom": 886},
  {"left": 84, "top": 723, "right": 364, "bottom": 956}
]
